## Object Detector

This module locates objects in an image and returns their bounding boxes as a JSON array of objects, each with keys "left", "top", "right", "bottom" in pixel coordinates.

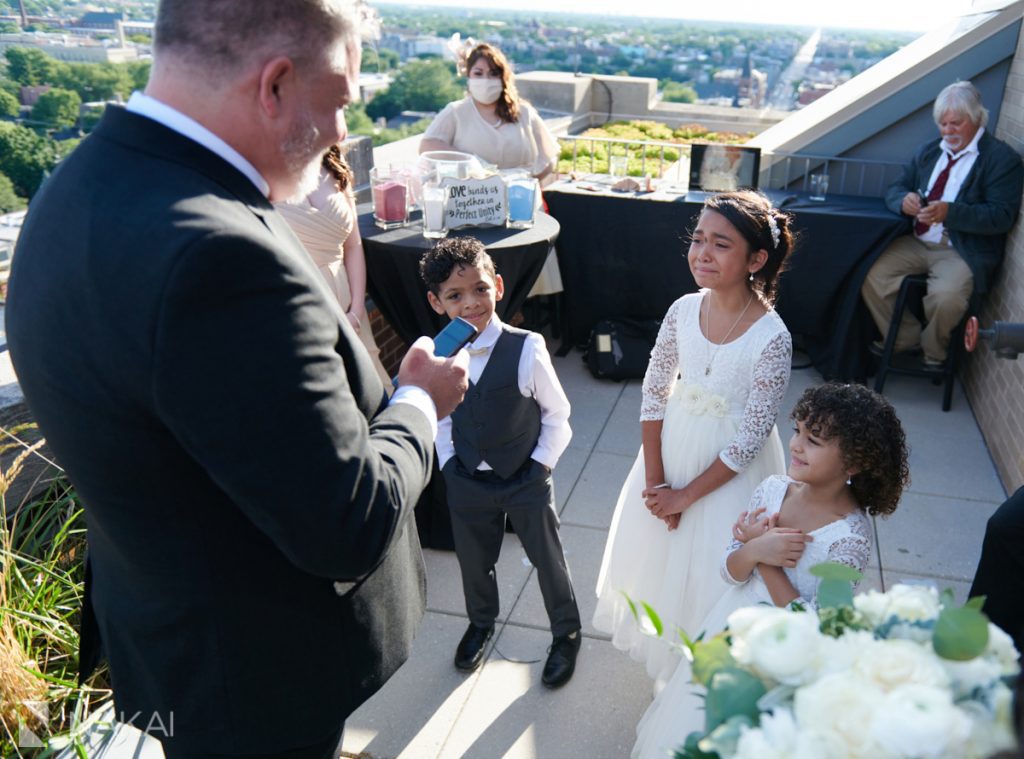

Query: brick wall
[
  {"left": 963, "top": 49, "right": 1024, "bottom": 493},
  {"left": 367, "top": 299, "right": 407, "bottom": 377}
]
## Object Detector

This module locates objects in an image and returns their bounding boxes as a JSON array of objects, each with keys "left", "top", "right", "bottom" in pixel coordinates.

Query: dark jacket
[
  {"left": 885, "top": 130, "right": 1024, "bottom": 293},
  {"left": 6, "top": 106, "right": 431, "bottom": 754}
]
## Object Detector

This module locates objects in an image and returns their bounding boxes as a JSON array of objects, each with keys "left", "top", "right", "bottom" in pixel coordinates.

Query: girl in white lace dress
[
  {"left": 632, "top": 383, "right": 910, "bottom": 759},
  {"left": 594, "top": 192, "right": 796, "bottom": 688}
]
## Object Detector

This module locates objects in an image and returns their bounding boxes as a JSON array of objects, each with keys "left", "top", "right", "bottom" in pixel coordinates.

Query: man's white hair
[{"left": 933, "top": 80, "right": 989, "bottom": 127}]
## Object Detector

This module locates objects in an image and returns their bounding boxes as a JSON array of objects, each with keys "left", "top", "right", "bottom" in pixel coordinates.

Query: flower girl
[
  {"left": 594, "top": 191, "right": 794, "bottom": 687},
  {"left": 632, "top": 383, "right": 911, "bottom": 759}
]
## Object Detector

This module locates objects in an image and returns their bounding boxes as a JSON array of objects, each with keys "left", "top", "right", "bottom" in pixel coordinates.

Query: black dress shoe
[
  {"left": 454, "top": 623, "right": 494, "bottom": 672},
  {"left": 542, "top": 631, "right": 581, "bottom": 688}
]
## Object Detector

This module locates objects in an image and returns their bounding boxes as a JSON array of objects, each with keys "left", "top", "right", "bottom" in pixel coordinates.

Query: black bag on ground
[{"left": 583, "top": 318, "right": 661, "bottom": 381}]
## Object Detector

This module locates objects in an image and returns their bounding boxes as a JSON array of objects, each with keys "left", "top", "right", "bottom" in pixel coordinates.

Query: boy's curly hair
[
  {"left": 791, "top": 383, "right": 910, "bottom": 517},
  {"left": 419, "top": 237, "right": 497, "bottom": 295}
]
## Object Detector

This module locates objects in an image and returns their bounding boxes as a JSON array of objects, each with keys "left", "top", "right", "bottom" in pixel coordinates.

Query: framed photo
[{"left": 689, "top": 144, "right": 761, "bottom": 192}]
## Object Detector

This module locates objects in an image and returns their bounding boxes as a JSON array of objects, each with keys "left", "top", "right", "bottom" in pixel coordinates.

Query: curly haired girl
[{"left": 632, "top": 383, "right": 911, "bottom": 759}]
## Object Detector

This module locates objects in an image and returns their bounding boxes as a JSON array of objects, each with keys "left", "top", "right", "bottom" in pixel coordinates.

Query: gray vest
[{"left": 451, "top": 326, "right": 542, "bottom": 480}]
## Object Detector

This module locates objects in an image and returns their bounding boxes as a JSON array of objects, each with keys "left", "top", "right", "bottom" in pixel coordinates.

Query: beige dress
[
  {"left": 276, "top": 172, "right": 391, "bottom": 388},
  {"left": 423, "top": 96, "right": 563, "bottom": 295}
]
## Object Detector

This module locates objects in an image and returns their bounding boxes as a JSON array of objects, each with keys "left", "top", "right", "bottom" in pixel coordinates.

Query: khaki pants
[{"left": 861, "top": 236, "right": 973, "bottom": 361}]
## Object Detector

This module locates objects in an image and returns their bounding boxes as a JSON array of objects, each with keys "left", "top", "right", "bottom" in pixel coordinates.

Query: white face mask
[{"left": 468, "top": 78, "right": 503, "bottom": 106}]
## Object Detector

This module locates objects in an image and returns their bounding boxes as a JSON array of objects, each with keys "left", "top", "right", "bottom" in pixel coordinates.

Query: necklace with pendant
[{"left": 704, "top": 292, "right": 754, "bottom": 376}]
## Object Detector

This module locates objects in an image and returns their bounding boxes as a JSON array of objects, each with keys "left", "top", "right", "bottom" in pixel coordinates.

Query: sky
[{"left": 379, "top": 0, "right": 979, "bottom": 32}]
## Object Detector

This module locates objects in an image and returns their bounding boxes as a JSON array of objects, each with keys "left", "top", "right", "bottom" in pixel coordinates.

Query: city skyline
[{"left": 377, "top": 0, "right": 975, "bottom": 32}]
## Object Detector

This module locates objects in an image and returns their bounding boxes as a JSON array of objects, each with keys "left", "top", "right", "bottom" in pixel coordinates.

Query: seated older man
[{"left": 862, "top": 80, "right": 1023, "bottom": 367}]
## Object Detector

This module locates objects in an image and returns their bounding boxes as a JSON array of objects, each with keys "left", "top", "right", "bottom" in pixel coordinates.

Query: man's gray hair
[
  {"left": 933, "top": 80, "right": 989, "bottom": 127},
  {"left": 154, "top": 0, "right": 378, "bottom": 79}
]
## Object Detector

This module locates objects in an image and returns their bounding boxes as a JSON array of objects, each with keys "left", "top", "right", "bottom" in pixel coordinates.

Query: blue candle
[{"left": 508, "top": 181, "right": 535, "bottom": 222}]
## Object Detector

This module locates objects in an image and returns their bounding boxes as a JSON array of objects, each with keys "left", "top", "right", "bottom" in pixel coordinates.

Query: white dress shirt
[
  {"left": 436, "top": 314, "right": 572, "bottom": 471},
  {"left": 917, "top": 126, "right": 983, "bottom": 245},
  {"left": 125, "top": 91, "right": 437, "bottom": 434}
]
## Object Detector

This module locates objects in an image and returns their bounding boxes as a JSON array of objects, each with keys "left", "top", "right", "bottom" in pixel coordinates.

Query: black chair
[{"left": 872, "top": 273, "right": 970, "bottom": 412}]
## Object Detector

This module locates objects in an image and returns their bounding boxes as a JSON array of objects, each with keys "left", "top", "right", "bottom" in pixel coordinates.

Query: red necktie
[{"left": 915, "top": 153, "right": 962, "bottom": 236}]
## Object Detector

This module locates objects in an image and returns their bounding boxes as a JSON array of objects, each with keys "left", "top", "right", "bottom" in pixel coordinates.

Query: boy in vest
[{"left": 420, "top": 237, "right": 582, "bottom": 688}]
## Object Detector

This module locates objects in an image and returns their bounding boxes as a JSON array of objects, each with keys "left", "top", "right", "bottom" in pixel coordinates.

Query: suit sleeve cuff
[{"left": 390, "top": 386, "right": 438, "bottom": 440}]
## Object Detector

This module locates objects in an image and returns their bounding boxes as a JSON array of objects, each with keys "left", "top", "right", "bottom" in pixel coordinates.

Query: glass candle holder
[
  {"left": 507, "top": 177, "right": 538, "bottom": 230},
  {"left": 371, "top": 167, "right": 409, "bottom": 229},
  {"left": 421, "top": 183, "right": 448, "bottom": 239}
]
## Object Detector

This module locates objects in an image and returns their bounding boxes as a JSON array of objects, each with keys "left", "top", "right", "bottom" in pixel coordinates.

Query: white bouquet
[{"left": 642, "top": 565, "right": 1020, "bottom": 759}]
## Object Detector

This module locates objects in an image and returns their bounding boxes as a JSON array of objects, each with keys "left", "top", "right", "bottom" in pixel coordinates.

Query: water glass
[
  {"left": 421, "top": 183, "right": 448, "bottom": 239},
  {"left": 507, "top": 177, "right": 538, "bottom": 230},
  {"left": 809, "top": 173, "right": 829, "bottom": 202},
  {"left": 371, "top": 167, "right": 409, "bottom": 229},
  {"left": 609, "top": 155, "right": 628, "bottom": 178}
]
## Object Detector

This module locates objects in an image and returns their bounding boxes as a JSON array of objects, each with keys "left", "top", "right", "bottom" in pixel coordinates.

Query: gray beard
[{"left": 281, "top": 113, "right": 323, "bottom": 203}]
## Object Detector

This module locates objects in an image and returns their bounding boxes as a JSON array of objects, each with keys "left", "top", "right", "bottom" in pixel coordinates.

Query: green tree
[
  {"left": 31, "top": 87, "right": 81, "bottom": 128},
  {"left": 54, "top": 63, "right": 132, "bottom": 102},
  {"left": 365, "top": 59, "right": 462, "bottom": 121},
  {"left": 4, "top": 46, "right": 60, "bottom": 86},
  {"left": 0, "top": 121, "right": 57, "bottom": 197},
  {"left": 0, "top": 170, "right": 25, "bottom": 211},
  {"left": 344, "top": 101, "right": 374, "bottom": 134},
  {"left": 125, "top": 61, "right": 152, "bottom": 92},
  {"left": 361, "top": 46, "right": 399, "bottom": 72},
  {"left": 0, "top": 89, "right": 20, "bottom": 118},
  {"left": 661, "top": 80, "right": 697, "bottom": 104}
]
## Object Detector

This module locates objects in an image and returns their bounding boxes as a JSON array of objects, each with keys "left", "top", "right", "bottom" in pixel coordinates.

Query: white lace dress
[
  {"left": 593, "top": 291, "right": 791, "bottom": 688},
  {"left": 632, "top": 474, "right": 873, "bottom": 759}
]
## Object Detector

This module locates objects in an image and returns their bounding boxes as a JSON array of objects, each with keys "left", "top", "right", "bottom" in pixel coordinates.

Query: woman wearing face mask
[{"left": 419, "top": 41, "right": 560, "bottom": 185}]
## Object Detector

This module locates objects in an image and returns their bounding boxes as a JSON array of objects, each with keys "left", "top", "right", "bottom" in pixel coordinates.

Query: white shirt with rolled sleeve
[{"left": 435, "top": 314, "right": 571, "bottom": 472}]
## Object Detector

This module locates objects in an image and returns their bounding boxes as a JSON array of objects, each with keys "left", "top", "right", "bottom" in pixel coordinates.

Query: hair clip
[
  {"left": 766, "top": 214, "right": 780, "bottom": 249},
  {"left": 447, "top": 33, "right": 476, "bottom": 76}
]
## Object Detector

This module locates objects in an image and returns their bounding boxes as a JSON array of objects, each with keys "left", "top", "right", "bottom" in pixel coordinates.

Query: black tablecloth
[
  {"left": 358, "top": 206, "right": 559, "bottom": 550},
  {"left": 544, "top": 185, "right": 906, "bottom": 380},
  {"left": 358, "top": 205, "right": 559, "bottom": 345}
]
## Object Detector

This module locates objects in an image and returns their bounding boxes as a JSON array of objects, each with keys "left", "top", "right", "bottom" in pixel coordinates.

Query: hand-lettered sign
[{"left": 442, "top": 175, "right": 507, "bottom": 228}]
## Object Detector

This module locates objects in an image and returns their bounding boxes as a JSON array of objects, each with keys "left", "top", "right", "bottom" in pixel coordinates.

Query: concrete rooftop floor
[{"left": 69, "top": 347, "right": 1006, "bottom": 759}]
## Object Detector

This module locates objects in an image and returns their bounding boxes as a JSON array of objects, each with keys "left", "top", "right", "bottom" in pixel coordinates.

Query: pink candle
[{"left": 373, "top": 181, "right": 407, "bottom": 222}]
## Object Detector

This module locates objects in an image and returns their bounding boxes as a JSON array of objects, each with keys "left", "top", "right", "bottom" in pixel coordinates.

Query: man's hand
[
  {"left": 397, "top": 336, "right": 469, "bottom": 419},
  {"left": 916, "top": 200, "right": 949, "bottom": 227},
  {"left": 901, "top": 191, "right": 924, "bottom": 217}
]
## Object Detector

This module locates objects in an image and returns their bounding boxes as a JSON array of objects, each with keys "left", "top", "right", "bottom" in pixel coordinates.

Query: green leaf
[
  {"left": 809, "top": 561, "right": 864, "bottom": 582},
  {"left": 816, "top": 577, "right": 854, "bottom": 610},
  {"left": 621, "top": 591, "right": 639, "bottom": 623},
  {"left": 671, "top": 731, "right": 719, "bottom": 758},
  {"left": 933, "top": 605, "right": 989, "bottom": 661},
  {"left": 965, "top": 595, "right": 987, "bottom": 611},
  {"left": 704, "top": 666, "right": 767, "bottom": 733},
  {"left": 640, "top": 601, "right": 664, "bottom": 637},
  {"left": 699, "top": 714, "right": 754, "bottom": 758},
  {"left": 691, "top": 635, "right": 734, "bottom": 687}
]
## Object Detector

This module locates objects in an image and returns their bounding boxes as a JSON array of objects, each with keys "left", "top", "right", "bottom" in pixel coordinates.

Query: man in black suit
[
  {"left": 862, "top": 80, "right": 1023, "bottom": 367},
  {"left": 5, "top": 1, "right": 468, "bottom": 757}
]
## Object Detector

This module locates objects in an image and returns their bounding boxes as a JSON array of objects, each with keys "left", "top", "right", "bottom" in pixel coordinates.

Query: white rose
[
  {"left": 984, "top": 623, "right": 1020, "bottom": 674},
  {"left": 868, "top": 684, "right": 971, "bottom": 758},
  {"left": 734, "top": 708, "right": 844, "bottom": 759},
  {"left": 853, "top": 639, "right": 949, "bottom": 692},
  {"left": 958, "top": 686, "right": 1017, "bottom": 759},
  {"left": 941, "top": 655, "right": 1003, "bottom": 700},
  {"left": 794, "top": 672, "right": 889, "bottom": 757},
  {"left": 815, "top": 629, "right": 875, "bottom": 678},
  {"left": 885, "top": 583, "right": 942, "bottom": 622},
  {"left": 732, "top": 609, "right": 824, "bottom": 686},
  {"left": 726, "top": 604, "right": 781, "bottom": 643},
  {"left": 852, "top": 588, "right": 890, "bottom": 626}
]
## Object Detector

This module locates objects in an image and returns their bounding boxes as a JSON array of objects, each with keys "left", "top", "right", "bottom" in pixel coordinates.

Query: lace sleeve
[
  {"left": 640, "top": 299, "right": 682, "bottom": 421},
  {"left": 720, "top": 477, "right": 773, "bottom": 585},
  {"left": 794, "top": 513, "right": 872, "bottom": 611},
  {"left": 720, "top": 330, "right": 792, "bottom": 472}
]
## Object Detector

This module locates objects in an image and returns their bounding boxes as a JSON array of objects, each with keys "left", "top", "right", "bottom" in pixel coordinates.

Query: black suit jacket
[
  {"left": 885, "top": 131, "right": 1023, "bottom": 293},
  {"left": 7, "top": 107, "right": 431, "bottom": 754}
]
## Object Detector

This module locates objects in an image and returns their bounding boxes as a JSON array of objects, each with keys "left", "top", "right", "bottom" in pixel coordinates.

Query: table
[
  {"left": 358, "top": 205, "right": 559, "bottom": 345},
  {"left": 359, "top": 206, "right": 560, "bottom": 550},
  {"left": 544, "top": 183, "right": 906, "bottom": 380}
]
